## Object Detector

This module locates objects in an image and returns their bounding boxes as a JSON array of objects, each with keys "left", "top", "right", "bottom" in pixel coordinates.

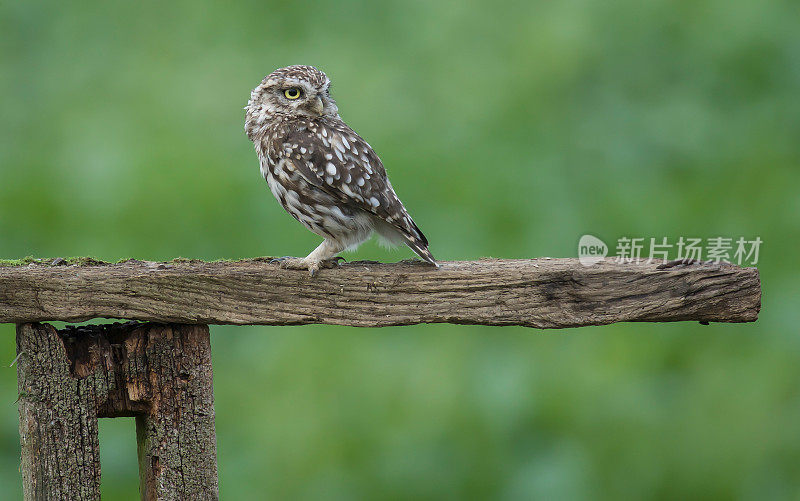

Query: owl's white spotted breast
[{"left": 256, "top": 115, "right": 428, "bottom": 250}]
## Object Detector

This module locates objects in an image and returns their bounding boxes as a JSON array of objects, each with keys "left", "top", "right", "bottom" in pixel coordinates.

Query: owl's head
[{"left": 246, "top": 65, "right": 339, "bottom": 133}]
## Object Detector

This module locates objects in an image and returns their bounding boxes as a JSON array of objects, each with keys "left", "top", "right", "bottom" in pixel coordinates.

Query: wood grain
[{"left": 0, "top": 258, "right": 760, "bottom": 328}]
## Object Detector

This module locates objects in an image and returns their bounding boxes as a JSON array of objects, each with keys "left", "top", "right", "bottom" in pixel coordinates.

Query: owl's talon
[
  {"left": 269, "top": 256, "right": 294, "bottom": 264},
  {"left": 269, "top": 257, "right": 331, "bottom": 277},
  {"left": 271, "top": 257, "right": 310, "bottom": 271},
  {"left": 307, "top": 257, "right": 344, "bottom": 277}
]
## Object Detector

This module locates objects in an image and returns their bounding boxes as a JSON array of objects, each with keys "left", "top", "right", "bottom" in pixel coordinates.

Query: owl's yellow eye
[{"left": 284, "top": 88, "right": 301, "bottom": 100}]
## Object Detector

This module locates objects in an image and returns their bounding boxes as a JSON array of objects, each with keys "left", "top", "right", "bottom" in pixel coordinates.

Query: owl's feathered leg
[{"left": 274, "top": 239, "right": 345, "bottom": 276}]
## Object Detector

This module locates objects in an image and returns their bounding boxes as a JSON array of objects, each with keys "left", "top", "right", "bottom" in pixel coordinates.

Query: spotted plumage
[{"left": 245, "top": 65, "right": 437, "bottom": 275}]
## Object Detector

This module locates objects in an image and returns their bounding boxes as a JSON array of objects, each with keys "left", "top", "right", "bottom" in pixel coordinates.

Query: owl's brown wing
[{"left": 277, "top": 121, "right": 433, "bottom": 261}]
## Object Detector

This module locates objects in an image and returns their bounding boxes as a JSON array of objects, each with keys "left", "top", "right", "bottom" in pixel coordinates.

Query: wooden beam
[{"left": 0, "top": 258, "right": 760, "bottom": 328}]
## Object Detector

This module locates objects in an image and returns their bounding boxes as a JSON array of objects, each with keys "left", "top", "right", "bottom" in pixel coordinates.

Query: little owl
[{"left": 245, "top": 65, "right": 437, "bottom": 275}]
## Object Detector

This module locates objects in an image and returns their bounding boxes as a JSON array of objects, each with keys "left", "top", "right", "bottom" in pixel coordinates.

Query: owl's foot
[
  {"left": 270, "top": 256, "right": 345, "bottom": 277},
  {"left": 270, "top": 256, "right": 306, "bottom": 269}
]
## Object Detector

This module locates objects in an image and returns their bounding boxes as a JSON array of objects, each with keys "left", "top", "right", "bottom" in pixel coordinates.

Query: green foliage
[{"left": 1, "top": 0, "right": 798, "bottom": 499}]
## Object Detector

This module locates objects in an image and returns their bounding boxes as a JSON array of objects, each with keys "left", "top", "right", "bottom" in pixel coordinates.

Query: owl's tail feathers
[
  {"left": 403, "top": 222, "right": 439, "bottom": 268},
  {"left": 373, "top": 216, "right": 438, "bottom": 268},
  {"left": 406, "top": 238, "right": 439, "bottom": 268}
]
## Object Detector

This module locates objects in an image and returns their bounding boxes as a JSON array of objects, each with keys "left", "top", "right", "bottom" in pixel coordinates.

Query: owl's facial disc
[
  {"left": 269, "top": 78, "right": 321, "bottom": 116},
  {"left": 247, "top": 67, "right": 338, "bottom": 122}
]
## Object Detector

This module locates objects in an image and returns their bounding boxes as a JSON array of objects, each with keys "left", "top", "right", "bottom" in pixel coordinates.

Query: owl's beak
[{"left": 311, "top": 95, "right": 324, "bottom": 115}]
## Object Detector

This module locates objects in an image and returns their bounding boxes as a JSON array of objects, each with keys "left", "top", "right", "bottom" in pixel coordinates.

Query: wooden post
[
  {"left": 130, "top": 324, "right": 218, "bottom": 500},
  {"left": 16, "top": 323, "right": 102, "bottom": 500},
  {"left": 16, "top": 322, "right": 218, "bottom": 501}
]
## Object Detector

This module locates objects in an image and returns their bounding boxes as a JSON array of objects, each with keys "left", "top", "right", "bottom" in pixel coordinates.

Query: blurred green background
[{"left": 1, "top": 0, "right": 799, "bottom": 499}]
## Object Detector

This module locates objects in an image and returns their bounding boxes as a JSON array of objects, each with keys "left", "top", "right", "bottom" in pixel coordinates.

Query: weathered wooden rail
[
  {"left": 0, "top": 257, "right": 760, "bottom": 327},
  {"left": 1, "top": 257, "right": 761, "bottom": 500}
]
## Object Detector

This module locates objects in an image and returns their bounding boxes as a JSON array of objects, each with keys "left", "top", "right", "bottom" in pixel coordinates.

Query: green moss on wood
[
  {"left": 0, "top": 257, "right": 39, "bottom": 267},
  {"left": 0, "top": 256, "right": 278, "bottom": 267},
  {"left": 0, "top": 256, "right": 110, "bottom": 267}
]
